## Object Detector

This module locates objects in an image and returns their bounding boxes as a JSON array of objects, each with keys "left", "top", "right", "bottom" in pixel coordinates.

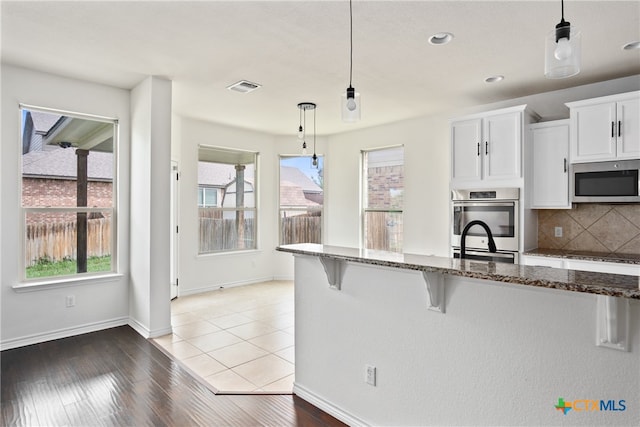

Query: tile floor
[{"left": 153, "top": 280, "right": 295, "bottom": 394}]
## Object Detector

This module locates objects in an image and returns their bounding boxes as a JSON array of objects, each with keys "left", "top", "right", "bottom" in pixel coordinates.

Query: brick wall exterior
[
  {"left": 22, "top": 178, "right": 113, "bottom": 224},
  {"left": 367, "top": 165, "right": 403, "bottom": 209}
]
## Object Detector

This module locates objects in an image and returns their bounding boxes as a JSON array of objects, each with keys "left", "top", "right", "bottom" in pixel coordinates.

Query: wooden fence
[
  {"left": 199, "top": 217, "right": 256, "bottom": 252},
  {"left": 365, "top": 211, "right": 403, "bottom": 252},
  {"left": 281, "top": 215, "right": 322, "bottom": 244},
  {"left": 25, "top": 218, "right": 111, "bottom": 266}
]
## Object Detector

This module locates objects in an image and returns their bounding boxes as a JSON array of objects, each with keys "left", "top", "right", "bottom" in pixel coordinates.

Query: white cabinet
[
  {"left": 451, "top": 105, "right": 538, "bottom": 187},
  {"left": 451, "top": 118, "right": 482, "bottom": 181},
  {"left": 527, "top": 120, "right": 570, "bottom": 209},
  {"left": 522, "top": 255, "right": 564, "bottom": 268},
  {"left": 564, "top": 259, "right": 640, "bottom": 277},
  {"left": 566, "top": 91, "right": 640, "bottom": 163},
  {"left": 522, "top": 255, "right": 640, "bottom": 276}
]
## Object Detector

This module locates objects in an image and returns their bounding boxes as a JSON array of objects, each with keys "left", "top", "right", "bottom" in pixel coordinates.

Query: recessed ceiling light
[
  {"left": 429, "top": 32, "right": 454, "bottom": 45},
  {"left": 622, "top": 41, "right": 640, "bottom": 50},
  {"left": 226, "top": 80, "right": 262, "bottom": 93},
  {"left": 485, "top": 75, "right": 504, "bottom": 83}
]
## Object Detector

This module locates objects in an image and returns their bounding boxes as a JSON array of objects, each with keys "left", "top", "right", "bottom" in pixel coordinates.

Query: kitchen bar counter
[
  {"left": 524, "top": 247, "right": 640, "bottom": 265},
  {"left": 277, "top": 243, "right": 640, "bottom": 299},
  {"left": 280, "top": 243, "right": 640, "bottom": 425}
]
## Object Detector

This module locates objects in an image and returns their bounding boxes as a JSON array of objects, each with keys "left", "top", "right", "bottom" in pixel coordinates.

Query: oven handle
[
  {"left": 456, "top": 249, "right": 515, "bottom": 259},
  {"left": 452, "top": 202, "right": 516, "bottom": 207}
]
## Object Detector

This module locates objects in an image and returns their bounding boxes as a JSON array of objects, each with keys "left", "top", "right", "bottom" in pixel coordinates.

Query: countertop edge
[{"left": 277, "top": 245, "right": 640, "bottom": 300}]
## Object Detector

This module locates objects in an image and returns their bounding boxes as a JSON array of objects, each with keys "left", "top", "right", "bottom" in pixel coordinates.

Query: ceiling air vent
[{"left": 226, "top": 80, "right": 262, "bottom": 93}]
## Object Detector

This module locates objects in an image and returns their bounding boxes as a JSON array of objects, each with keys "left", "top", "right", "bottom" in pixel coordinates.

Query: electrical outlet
[
  {"left": 365, "top": 365, "right": 376, "bottom": 386},
  {"left": 65, "top": 295, "right": 76, "bottom": 307},
  {"left": 554, "top": 227, "right": 563, "bottom": 238}
]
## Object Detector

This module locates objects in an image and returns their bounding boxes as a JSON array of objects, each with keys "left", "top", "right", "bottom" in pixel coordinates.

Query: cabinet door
[
  {"left": 617, "top": 97, "right": 640, "bottom": 159},
  {"left": 571, "top": 102, "right": 617, "bottom": 162},
  {"left": 451, "top": 118, "right": 481, "bottom": 183},
  {"left": 530, "top": 122, "right": 570, "bottom": 208},
  {"left": 483, "top": 112, "right": 521, "bottom": 181}
]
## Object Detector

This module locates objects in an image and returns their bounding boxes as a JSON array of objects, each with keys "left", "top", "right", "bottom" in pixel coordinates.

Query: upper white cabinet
[
  {"left": 566, "top": 91, "right": 640, "bottom": 163},
  {"left": 451, "top": 118, "right": 482, "bottom": 181},
  {"left": 527, "top": 120, "right": 570, "bottom": 209},
  {"left": 451, "top": 105, "right": 538, "bottom": 187}
]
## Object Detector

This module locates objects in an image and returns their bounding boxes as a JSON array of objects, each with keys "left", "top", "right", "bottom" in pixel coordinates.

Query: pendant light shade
[
  {"left": 342, "top": 0, "right": 360, "bottom": 122},
  {"left": 341, "top": 86, "right": 361, "bottom": 122},
  {"left": 545, "top": 0, "right": 581, "bottom": 79}
]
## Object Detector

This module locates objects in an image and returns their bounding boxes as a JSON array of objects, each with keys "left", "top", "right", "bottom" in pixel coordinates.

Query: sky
[{"left": 280, "top": 155, "right": 323, "bottom": 185}]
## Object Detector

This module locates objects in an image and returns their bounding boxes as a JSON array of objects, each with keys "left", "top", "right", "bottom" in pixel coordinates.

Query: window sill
[{"left": 13, "top": 273, "right": 124, "bottom": 293}]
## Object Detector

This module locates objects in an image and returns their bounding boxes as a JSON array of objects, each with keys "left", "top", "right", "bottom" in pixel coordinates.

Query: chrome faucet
[{"left": 460, "top": 220, "right": 497, "bottom": 259}]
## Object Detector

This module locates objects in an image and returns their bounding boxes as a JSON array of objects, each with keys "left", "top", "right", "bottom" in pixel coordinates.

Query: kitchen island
[{"left": 277, "top": 243, "right": 639, "bottom": 426}]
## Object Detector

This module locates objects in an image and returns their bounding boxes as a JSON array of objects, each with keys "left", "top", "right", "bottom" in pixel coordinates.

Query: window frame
[
  {"left": 361, "top": 145, "right": 404, "bottom": 252},
  {"left": 278, "top": 154, "right": 324, "bottom": 245},
  {"left": 19, "top": 104, "right": 119, "bottom": 282},
  {"left": 197, "top": 145, "right": 259, "bottom": 254},
  {"left": 197, "top": 186, "right": 219, "bottom": 208}
]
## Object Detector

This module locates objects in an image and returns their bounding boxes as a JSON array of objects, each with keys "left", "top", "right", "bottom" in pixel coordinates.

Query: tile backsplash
[{"left": 537, "top": 204, "right": 640, "bottom": 254}]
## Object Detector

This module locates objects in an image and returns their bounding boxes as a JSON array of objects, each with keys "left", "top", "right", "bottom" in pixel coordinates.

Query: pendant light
[
  {"left": 297, "top": 107, "right": 304, "bottom": 140},
  {"left": 342, "top": 0, "right": 360, "bottom": 122},
  {"left": 299, "top": 104, "right": 307, "bottom": 155},
  {"left": 545, "top": 0, "right": 581, "bottom": 79},
  {"left": 311, "top": 106, "right": 318, "bottom": 168},
  {"left": 298, "top": 102, "right": 318, "bottom": 166}
]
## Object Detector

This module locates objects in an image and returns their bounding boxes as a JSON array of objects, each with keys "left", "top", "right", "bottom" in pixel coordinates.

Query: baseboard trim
[
  {"left": 127, "top": 317, "right": 171, "bottom": 339},
  {"left": 0, "top": 316, "right": 129, "bottom": 351},
  {"left": 293, "top": 383, "right": 369, "bottom": 427},
  {"left": 148, "top": 326, "right": 173, "bottom": 339},
  {"left": 178, "top": 276, "right": 279, "bottom": 297}
]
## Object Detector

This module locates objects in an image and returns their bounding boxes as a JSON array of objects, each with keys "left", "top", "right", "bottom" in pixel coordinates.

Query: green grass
[{"left": 26, "top": 256, "right": 112, "bottom": 279}]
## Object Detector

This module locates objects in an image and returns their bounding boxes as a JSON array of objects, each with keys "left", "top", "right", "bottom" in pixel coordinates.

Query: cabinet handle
[
  {"left": 563, "top": 158, "right": 567, "bottom": 173},
  {"left": 611, "top": 121, "right": 615, "bottom": 138},
  {"left": 618, "top": 120, "right": 621, "bottom": 138},
  {"left": 477, "top": 142, "right": 480, "bottom": 156},
  {"left": 485, "top": 141, "right": 488, "bottom": 155}
]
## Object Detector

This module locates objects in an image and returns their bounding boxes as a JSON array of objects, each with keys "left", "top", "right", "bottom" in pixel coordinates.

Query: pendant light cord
[
  {"left": 313, "top": 107, "right": 316, "bottom": 151},
  {"left": 349, "top": 0, "right": 353, "bottom": 87},
  {"left": 560, "top": 0, "right": 565, "bottom": 22}
]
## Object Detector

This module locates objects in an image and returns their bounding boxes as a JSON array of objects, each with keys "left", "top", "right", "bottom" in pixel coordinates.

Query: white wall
[
  {"left": 174, "top": 116, "right": 300, "bottom": 295},
  {"left": 325, "top": 113, "right": 452, "bottom": 256},
  {"left": 294, "top": 255, "right": 640, "bottom": 426},
  {"left": 0, "top": 65, "right": 131, "bottom": 349},
  {"left": 129, "top": 76, "right": 172, "bottom": 337}
]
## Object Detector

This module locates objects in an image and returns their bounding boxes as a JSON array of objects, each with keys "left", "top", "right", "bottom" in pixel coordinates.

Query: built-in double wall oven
[{"left": 451, "top": 188, "right": 520, "bottom": 264}]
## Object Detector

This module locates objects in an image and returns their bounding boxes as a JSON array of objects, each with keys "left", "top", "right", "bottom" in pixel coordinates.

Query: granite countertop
[
  {"left": 277, "top": 243, "right": 640, "bottom": 300},
  {"left": 523, "top": 248, "right": 640, "bottom": 265}
]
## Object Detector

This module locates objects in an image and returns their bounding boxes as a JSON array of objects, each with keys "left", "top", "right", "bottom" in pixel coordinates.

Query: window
[
  {"left": 362, "top": 146, "right": 404, "bottom": 252},
  {"left": 20, "top": 106, "right": 117, "bottom": 280},
  {"left": 279, "top": 156, "right": 323, "bottom": 245},
  {"left": 198, "top": 146, "right": 257, "bottom": 253},
  {"left": 198, "top": 187, "right": 218, "bottom": 207}
]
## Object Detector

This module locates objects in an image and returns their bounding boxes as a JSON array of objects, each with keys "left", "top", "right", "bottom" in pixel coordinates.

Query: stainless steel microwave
[{"left": 571, "top": 159, "right": 640, "bottom": 203}]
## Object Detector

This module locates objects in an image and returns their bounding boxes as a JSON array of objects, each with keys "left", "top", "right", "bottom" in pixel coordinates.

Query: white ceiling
[{"left": 2, "top": 1, "right": 639, "bottom": 136}]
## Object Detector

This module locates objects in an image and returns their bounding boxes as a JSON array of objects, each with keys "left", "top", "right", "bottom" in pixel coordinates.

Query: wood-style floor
[{"left": 1, "top": 326, "right": 346, "bottom": 426}]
